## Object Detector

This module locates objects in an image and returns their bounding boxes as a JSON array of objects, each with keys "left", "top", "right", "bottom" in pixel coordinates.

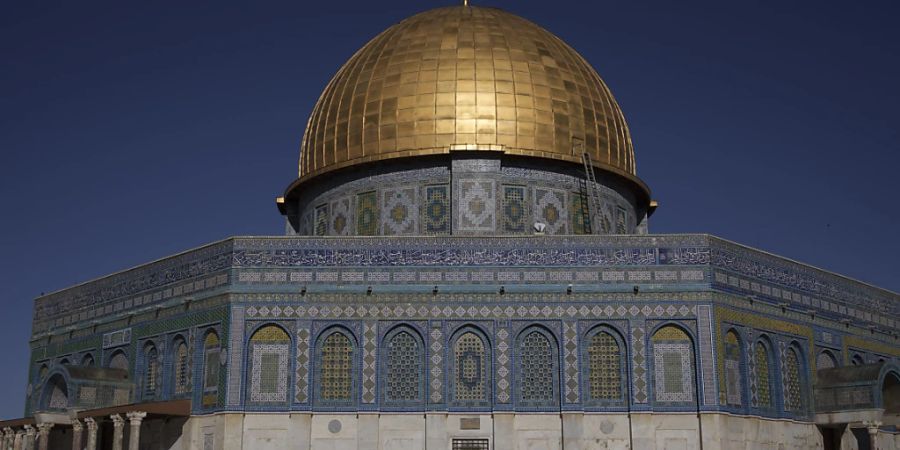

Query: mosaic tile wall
[
  {"left": 292, "top": 160, "right": 639, "bottom": 237},
  {"left": 26, "top": 235, "right": 899, "bottom": 418}
]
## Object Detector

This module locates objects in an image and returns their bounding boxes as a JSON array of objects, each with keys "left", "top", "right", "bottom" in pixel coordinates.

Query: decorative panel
[
  {"left": 382, "top": 188, "right": 418, "bottom": 235},
  {"left": 423, "top": 185, "right": 450, "bottom": 234},
  {"left": 314, "top": 204, "right": 329, "bottom": 237},
  {"left": 651, "top": 326, "right": 695, "bottom": 404},
  {"left": 534, "top": 188, "right": 567, "bottom": 234},
  {"left": 356, "top": 191, "right": 378, "bottom": 236},
  {"left": 724, "top": 331, "right": 742, "bottom": 406},
  {"left": 458, "top": 179, "right": 495, "bottom": 232},
  {"left": 502, "top": 185, "right": 527, "bottom": 233}
]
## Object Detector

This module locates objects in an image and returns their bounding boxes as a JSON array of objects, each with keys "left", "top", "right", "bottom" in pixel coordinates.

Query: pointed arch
[
  {"left": 380, "top": 325, "right": 425, "bottom": 407},
  {"left": 723, "top": 329, "right": 743, "bottom": 407},
  {"left": 582, "top": 325, "right": 627, "bottom": 407},
  {"left": 816, "top": 350, "right": 838, "bottom": 370},
  {"left": 314, "top": 326, "right": 358, "bottom": 407},
  {"left": 172, "top": 335, "right": 190, "bottom": 396},
  {"left": 81, "top": 353, "right": 95, "bottom": 367},
  {"left": 752, "top": 336, "right": 774, "bottom": 409},
  {"left": 516, "top": 325, "right": 560, "bottom": 409},
  {"left": 449, "top": 325, "right": 492, "bottom": 408},
  {"left": 42, "top": 373, "right": 68, "bottom": 411},
  {"left": 650, "top": 324, "right": 696, "bottom": 405},
  {"left": 142, "top": 342, "right": 161, "bottom": 399},
  {"left": 201, "top": 329, "right": 221, "bottom": 407},
  {"left": 108, "top": 350, "right": 129, "bottom": 374},
  {"left": 246, "top": 324, "right": 292, "bottom": 405},
  {"left": 851, "top": 353, "right": 865, "bottom": 366},
  {"left": 783, "top": 343, "right": 806, "bottom": 413},
  {"left": 881, "top": 368, "right": 900, "bottom": 416}
]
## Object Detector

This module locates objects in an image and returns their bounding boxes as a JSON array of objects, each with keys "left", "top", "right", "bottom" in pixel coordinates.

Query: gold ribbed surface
[{"left": 299, "top": 5, "right": 636, "bottom": 181}]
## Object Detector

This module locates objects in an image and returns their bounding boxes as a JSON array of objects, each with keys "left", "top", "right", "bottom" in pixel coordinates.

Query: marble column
[
  {"left": 84, "top": 418, "right": 98, "bottom": 450},
  {"left": 110, "top": 415, "right": 124, "bottom": 450},
  {"left": 125, "top": 412, "right": 146, "bottom": 450},
  {"left": 864, "top": 420, "right": 882, "bottom": 450},
  {"left": 2, "top": 428, "right": 13, "bottom": 450},
  {"left": 12, "top": 429, "right": 23, "bottom": 450},
  {"left": 71, "top": 419, "right": 83, "bottom": 450},
  {"left": 34, "top": 424, "right": 52, "bottom": 450},
  {"left": 22, "top": 426, "right": 34, "bottom": 450}
]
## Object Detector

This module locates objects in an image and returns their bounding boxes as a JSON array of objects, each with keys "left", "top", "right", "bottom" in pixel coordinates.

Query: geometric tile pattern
[
  {"left": 534, "top": 188, "right": 567, "bottom": 234},
  {"left": 563, "top": 321, "right": 579, "bottom": 403},
  {"left": 320, "top": 332, "right": 353, "bottom": 401},
  {"left": 783, "top": 347, "right": 803, "bottom": 412},
  {"left": 382, "top": 188, "right": 417, "bottom": 236},
  {"left": 752, "top": 342, "right": 771, "bottom": 409},
  {"left": 226, "top": 308, "right": 244, "bottom": 407},
  {"left": 248, "top": 325, "right": 290, "bottom": 404},
  {"left": 453, "top": 332, "right": 486, "bottom": 403},
  {"left": 356, "top": 191, "right": 378, "bottom": 236},
  {"left": 362, "top": 323, "right": 377, "bottom": 404},
  {"left": 502, "top": 185, "right": 527, "bottom": 233},
  {"left": 587, "top": 331, "right": 621, "bottom": 402},
  {"left": 143, "top": 345, "right": 160, "bottom": 399},
  {"left": 249, "top": 343, "right": 290, "bottom": 403},
  {"left": 631, "top": 323, "right": 647, "bottom": 403},
  {"left": 652, "top": 326, "right": 694, "bottom": 404},
  {"left": 384, "top": 330, "right": 421, "bottom": 402},
  {"left": 697, "top": 305, "right": 717, "bottom": 406},
  {"left": 724, "top": 331, "right": 742, "bottom": 406},
  {"left": 496, "top": 327, "right": 511, "bottom": 403},
  {"left": 295, "top": 327, "right": 310, "bottom": 403},
  {"left": 429, "top": 327, "right": 444, "bottom": 404},
  {"left": 518, "top": 329, "right": 556, "bottom": 407},
  {"left": 458, "top": 179, "right": 495, "bottom": 232},
  {"left": 423, "top": 185, "right": 450, "bottom": 234}
]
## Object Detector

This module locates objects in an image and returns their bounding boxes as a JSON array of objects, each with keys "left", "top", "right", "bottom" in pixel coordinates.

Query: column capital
[
  {"left": 126, "top": 411, "right": 147, "bottom": 424},
  {"left": 22, "top": 425, "right": 34, "bottom": 435},
  {"left": 35, "top": 423, "right": 52, "bottom": 434},
  {"left": 110, "top": 414, "right": 125, "bottom": 428},
  {"left": 84, "top": 417, "right": 98, "bottom": 431},
  {"left": 71, "top": 419, "right": 83, "bottom": 432}
]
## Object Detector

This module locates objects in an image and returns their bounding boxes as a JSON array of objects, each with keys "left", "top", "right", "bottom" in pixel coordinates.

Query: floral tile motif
[
  {"left": 356, "top": 191, "right": 378, "bottom": 236},
  {"left": 423, "top": 185, "right": 450, "bottom": 234}
]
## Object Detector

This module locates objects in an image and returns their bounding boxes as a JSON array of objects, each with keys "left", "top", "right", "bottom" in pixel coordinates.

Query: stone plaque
[{"left": 460, "top": 418, "right": 480, "bottom": 430}]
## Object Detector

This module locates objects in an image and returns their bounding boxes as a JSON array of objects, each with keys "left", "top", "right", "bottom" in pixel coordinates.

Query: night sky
[{"left": 2, "top": 0, "right": 898, "bottom": 419}]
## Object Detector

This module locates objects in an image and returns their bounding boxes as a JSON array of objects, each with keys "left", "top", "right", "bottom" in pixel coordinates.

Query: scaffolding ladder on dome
[{"left": 580, "top": 147, "right": 603, "bottom": 234}]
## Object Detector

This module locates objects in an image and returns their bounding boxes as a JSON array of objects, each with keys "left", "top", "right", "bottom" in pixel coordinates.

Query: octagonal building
[{"left": 8, "top": 5, "right": 899, "bottom": 450}]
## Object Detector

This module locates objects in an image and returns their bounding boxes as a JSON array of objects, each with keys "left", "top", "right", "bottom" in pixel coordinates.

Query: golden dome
[{"left": 298, "top": 5, "right": 643, "bottom": 191}]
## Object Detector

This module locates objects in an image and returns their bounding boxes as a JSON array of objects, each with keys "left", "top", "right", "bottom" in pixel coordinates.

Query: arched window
[
  {"left": 651, "top": 325, "right": 695, "bottom": 405},
  {"left": 382, "top": 327, "right": 424, "bottom": 406},
  {"left": 851, "top": 354, "right": 865, "bottom": 366},
  {"left": 37, "top": 364, "right": 49, "bottom": 382},
  {"left": 202, "top": 331, "right": 221, "bottom": 407},
  {"left": 753, "top": 341, "right": 772, "bottom": 409},
  {"left": 109, "top": 351, "right": 128, "bottom": 373},
  {"left": 81, "top": 354, "right": 95, "bottom": 367},
  {"left": 59, "top": 358, "right": 71, "bottom": 366},
  {"left": 451, "top": 330, "right": 490, "bottom": 407},
  {"left": 247, "top": 325, "right": 291, "bottom": 404},
  {"left": 44, "top": 374, "right": 68, "bottom": 411},
  {"left": 783, "top": 347, "right": 804, "bottom": 412},
  {"left": 517, "top": 327, "right": 558, "bottom": 408},
  {"left": 584, "top": 328, "right": 625, "bottom": 405},
  {"left": 143, "top": 344, "right": 160, "bottom": 399},
  {"left": 318, "top": 330, "right": 354, "bottom": 405},
  {"left": 817, "top": 351, "right": 837, "bottom": 370},
  {"left": 724, "top": 330, "right": 742, "bottom": 407},
  {"left": 173, "top": 338, "right": 189, "bottom": 395}
]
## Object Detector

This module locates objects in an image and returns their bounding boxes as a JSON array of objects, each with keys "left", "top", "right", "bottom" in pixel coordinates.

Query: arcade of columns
[{"left": 0, "top": 411, "right": 147, "bottom": 450}]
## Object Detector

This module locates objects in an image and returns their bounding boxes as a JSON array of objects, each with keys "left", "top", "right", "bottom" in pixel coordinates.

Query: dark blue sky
[{"left": 1, "top": 1, "right": 898, "bottom": 418}]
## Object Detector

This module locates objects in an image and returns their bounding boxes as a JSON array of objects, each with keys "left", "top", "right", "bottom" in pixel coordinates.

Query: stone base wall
[{"left": 179, "top": 412, "right": 826, "bottom": 450}]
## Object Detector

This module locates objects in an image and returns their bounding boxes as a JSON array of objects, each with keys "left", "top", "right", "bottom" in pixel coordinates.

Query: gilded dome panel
[{"left": 299, "top": 6, "right": 638, "bottom": 184}]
